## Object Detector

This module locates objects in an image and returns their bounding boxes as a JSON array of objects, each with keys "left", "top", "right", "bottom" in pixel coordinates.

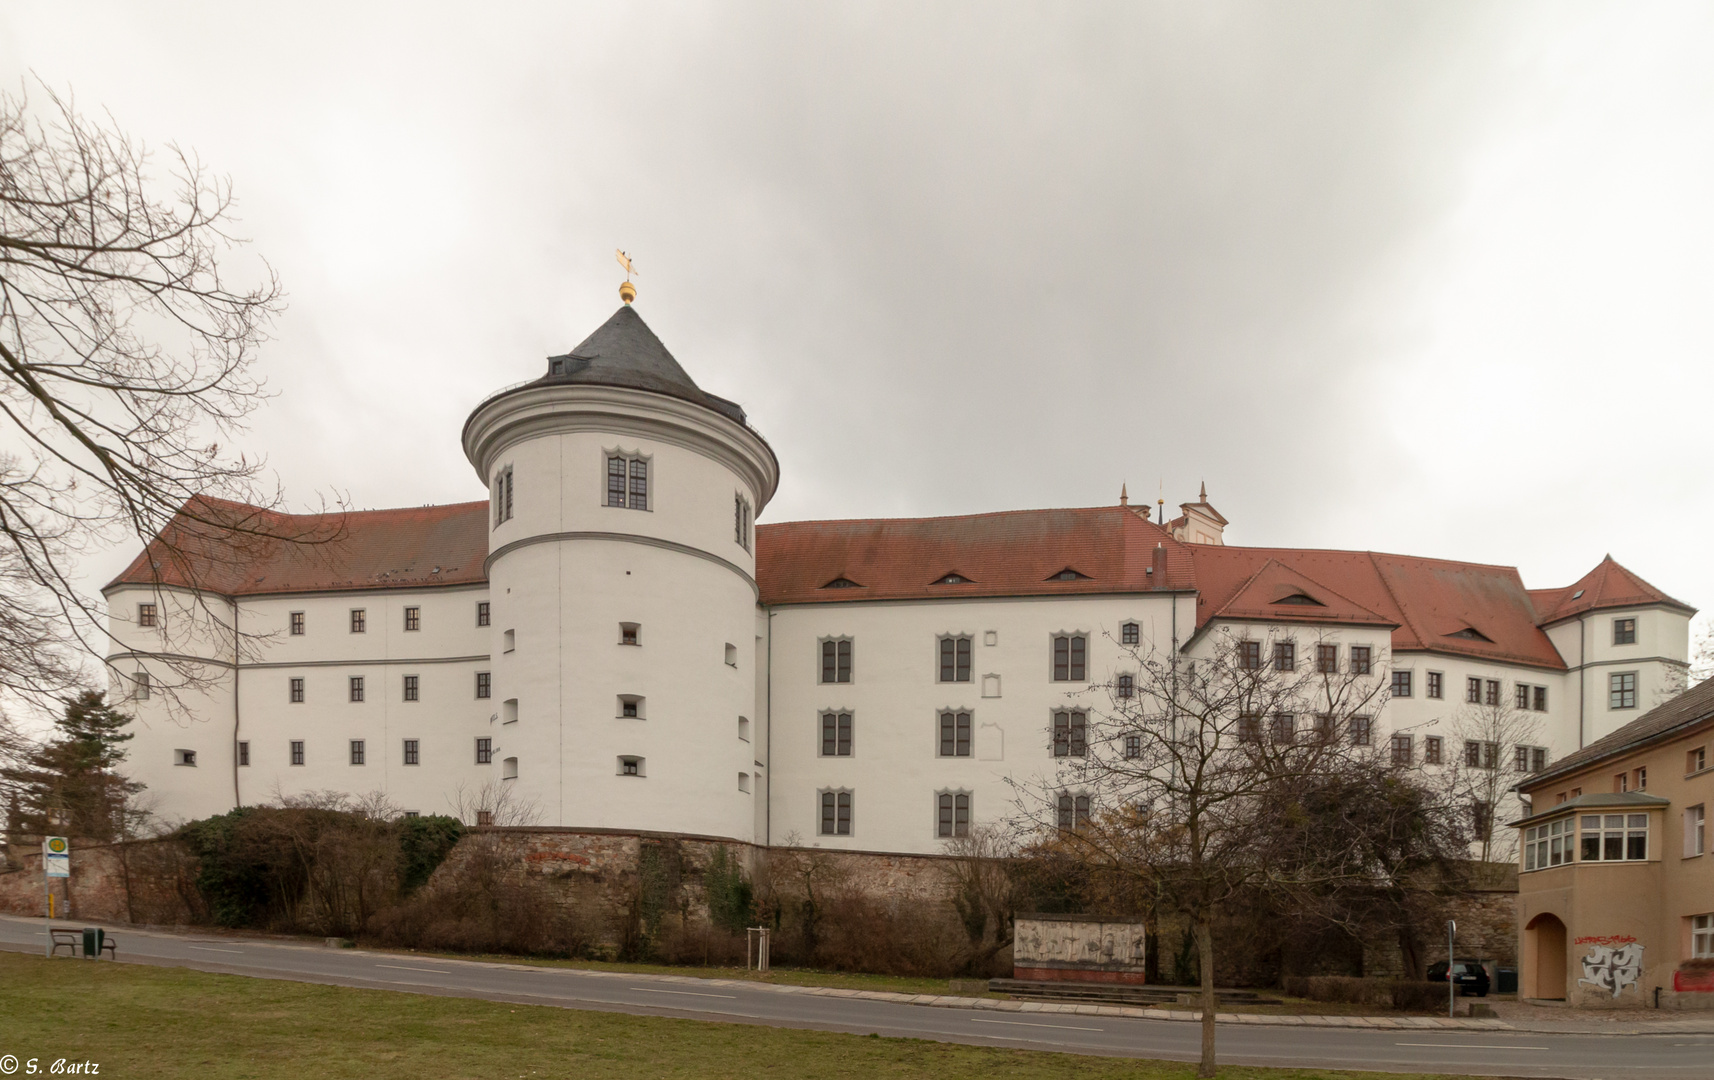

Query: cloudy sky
[{"left": 3, "top": 2, "right": 1710, "bottom": 636}]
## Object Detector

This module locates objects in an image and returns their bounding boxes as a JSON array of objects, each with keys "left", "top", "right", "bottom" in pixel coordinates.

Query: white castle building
[{"left": 105, "top": 302, "right": 1696, "bottom": 854}]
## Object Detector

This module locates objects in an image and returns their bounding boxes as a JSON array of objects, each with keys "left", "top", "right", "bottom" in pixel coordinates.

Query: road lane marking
[
  {"left": 627, "top": 987, "right": 739, "bottom": 999},
  {"left": 1394, "top": 1043, "right": 1549, "bottom": 1051},
  {"left": 970, "top": 1018, "right": 1105, "bottom": 1032},
  {"left": 376, "top": 964, "right": 453, "bottom": 974},
  {"left": 188, "top": 946, "right": 245, "bottom": 954}
]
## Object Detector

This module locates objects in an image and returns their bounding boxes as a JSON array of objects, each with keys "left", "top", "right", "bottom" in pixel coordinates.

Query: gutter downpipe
[
  {"left": 1578, "top": 613, "right": 1587, "bottom": 750},
  {"left": 765, "top": 607, "right": 774, "bottom": 849},
  {"left": 231, "top": 594, "right": 242, "bottom": 809}
]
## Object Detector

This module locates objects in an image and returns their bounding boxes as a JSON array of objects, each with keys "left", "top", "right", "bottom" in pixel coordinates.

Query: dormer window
[
  {"left": 1048, "top": 567, "right": 1091, "bottom": 582},
  {"left": 933, "top": 572, "right": 973, "bottom": 585},
  {"left": 550, "top": 358, "right": 566, "bottom": 376},
  {"left": 1446, "top": 626, "right": 1493, "bottom": 642},
  {"left": 1273, "top": 593, "right": 1323, "bottom": 606},
  {"left": 822, "top": 577, "right": 863, "bottom": 589}
]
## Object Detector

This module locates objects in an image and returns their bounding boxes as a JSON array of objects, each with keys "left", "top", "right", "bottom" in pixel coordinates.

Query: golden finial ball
[{"left": 619, "top": 281, "right": 637, "bottom": 304}]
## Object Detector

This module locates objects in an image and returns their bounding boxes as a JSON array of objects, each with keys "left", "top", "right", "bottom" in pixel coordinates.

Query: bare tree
[
  {"left": 1445, "top": 690, "right": 1543, "bottom": 863},
  {"left": 0, "top": 79, "right": 340, "bottom": 727},
  {"left": 1010, "top": 627, "right": 1388, "bottom": 1078},
  {"left": 941, "top": 824, "right": 1017, "bottom": 975},
  {"left": 447, "top": 777, "right": 542, "bottom": 828}
]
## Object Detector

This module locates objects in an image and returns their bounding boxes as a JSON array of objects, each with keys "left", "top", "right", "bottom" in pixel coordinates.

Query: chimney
[{"left": 1152, "top": 542, "right": 1168, "bottom": 584}]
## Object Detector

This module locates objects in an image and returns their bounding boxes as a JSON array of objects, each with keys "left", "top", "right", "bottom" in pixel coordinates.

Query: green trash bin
[{"left": 82, "top": 927, "right": 103, "bottom": 959}]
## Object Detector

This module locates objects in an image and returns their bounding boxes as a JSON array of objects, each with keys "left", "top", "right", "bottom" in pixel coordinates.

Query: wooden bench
[{"left": 48, "top": 927, "right": 117, "bottom": 958}]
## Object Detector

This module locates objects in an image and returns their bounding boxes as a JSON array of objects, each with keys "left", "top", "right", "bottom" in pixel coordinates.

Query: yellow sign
[{"left": 47, "top": 836, "right": 67, "bottom": 853}]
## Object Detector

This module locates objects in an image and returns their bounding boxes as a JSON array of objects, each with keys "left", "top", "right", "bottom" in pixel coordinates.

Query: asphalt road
[{"left": 2, "top": 914, "right": 1709, "bottom": 1078}]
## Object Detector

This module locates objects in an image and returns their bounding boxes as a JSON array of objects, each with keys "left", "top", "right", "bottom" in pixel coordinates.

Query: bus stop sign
[{"left": 43, "top": 836, "right": 69, "bottom": 878}]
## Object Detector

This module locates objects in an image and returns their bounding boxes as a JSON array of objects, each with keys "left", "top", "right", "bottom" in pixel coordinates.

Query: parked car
[{"left": 1427, "top": 959, "right": 1490, "bottom": 997}]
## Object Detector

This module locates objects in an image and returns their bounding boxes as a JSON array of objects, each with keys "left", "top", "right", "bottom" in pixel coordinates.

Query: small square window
[
  {"left": 1614, "top": 618, "right": 1637, "bottom": 645},
  {"left": 137, "top": 602, "right": 158, "bottom": 628},
  {"left": 404, "top": 606, "right": 420, "bottom": 632},
  {"left": 476, "top": 810, "right": 494, "bottom": 826},
  {"left": 619, "top": 755, "right": 643, "bottom": 776},
  {"left": 174, "top": 748, "right": 196, "bottom": 767},
  {"left": 620, "top": 623, "right": 640, "bottom": 646},
  {"left": 476, "top": 672, "right": 491, "bottom": 699},
  {"left": 350, "top": 609, "right": 366, "bottom": 634},
  {"left": 476, "top": 601, "right": 490, "bottom": 627},
  {"left": 620, "top": 695, "right": 642, "bottom": 718},
  {"left": 403, "top": 675, "right": 420, "bottom": 702},
  {"left": 289, "top": 611, "right": 305, "bottom": 635},
  {"left": 403, "top": 739, "right": 420, "bottom": 766}
]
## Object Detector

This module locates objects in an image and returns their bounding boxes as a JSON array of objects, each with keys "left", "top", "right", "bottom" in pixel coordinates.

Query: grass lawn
[{"left": 0, "top": 951, "right": 1470, "bottom": 1080}]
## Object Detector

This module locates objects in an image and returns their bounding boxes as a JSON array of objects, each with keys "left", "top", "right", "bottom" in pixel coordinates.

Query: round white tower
[{"left": 462, "top": 303, "right": 777, "bottom": 840}]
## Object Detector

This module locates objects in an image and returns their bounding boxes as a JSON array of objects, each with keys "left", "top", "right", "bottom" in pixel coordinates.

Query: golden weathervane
[{"left": 616, "top": 249, "right": 638, "bottom": 304}]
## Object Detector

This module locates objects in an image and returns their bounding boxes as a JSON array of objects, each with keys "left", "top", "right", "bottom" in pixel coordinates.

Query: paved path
[{"left": 3, "top": 915, "right": 1711, "bottom": 1078}]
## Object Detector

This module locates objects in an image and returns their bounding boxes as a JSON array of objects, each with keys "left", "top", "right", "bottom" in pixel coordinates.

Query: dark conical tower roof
[{"left": 536, "top": 306, "right": 746, "bottom": 424}]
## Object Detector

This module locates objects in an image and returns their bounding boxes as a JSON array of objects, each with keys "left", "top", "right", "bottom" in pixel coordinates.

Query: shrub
[{"left": 398, "top": 814, "right": 463, "bottom": 893}]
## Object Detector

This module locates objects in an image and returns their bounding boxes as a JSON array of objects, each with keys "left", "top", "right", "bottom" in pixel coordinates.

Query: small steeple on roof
[{"left": 538, "top": 305, "right": 746, "bottom": 424}]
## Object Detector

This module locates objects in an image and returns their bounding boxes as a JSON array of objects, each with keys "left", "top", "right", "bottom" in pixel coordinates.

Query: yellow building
[{"left": 1514, "top": 677, "right": 1714, "bottom": 1008}]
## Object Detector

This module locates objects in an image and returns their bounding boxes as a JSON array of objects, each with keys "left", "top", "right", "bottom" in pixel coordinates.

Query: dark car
[{"left": 1427, "top": 959, "right": 1491, "bottom": 997}]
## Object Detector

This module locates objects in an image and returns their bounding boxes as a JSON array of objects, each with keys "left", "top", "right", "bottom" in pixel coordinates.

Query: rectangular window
[
  {"left": 492, "top": 465, "right": 514, "bottom": 525},
  {"left": 1614, "top": 618, "right": 1637, "bottom": 645},
  {"left": 1116, "top": 673, "right": 1134, "bottom": 700},
  {"left": 1348, "top": 715, "right": 1372, "bottom": 747},
  {"left": 1426, "top": 671, "right": 1443, "bottom": 699},
  {"left": 1484, "top": 679, "right": 1500, "bottom": 706},
  {"left": 937, "top": 792, "right": 971, "bottom": 839},
  {"left": 1532, "top": 747, "right": 1547, "bottom": 773},
  {"left": 475, "top": 810, "right": 493, "bottom": 826},
  {"left": 1123, "top": 734, "right": 1141, "bottom": 759},
  {"left": 403, "top": 675, "right": 419, "bottom": 702},
  {"left": 1695, "top": 914, "right": 1714, "bottom": 959},
  {"left": 476, "top": 737, "right": 493, "bottom": 765},
  {"left": 1516, "top": 684, "right": 1531, "bottom": 710},
  {"left": 1056, "top": 794, "right": 1091, "bottom": 831},
  {"left": 289, "top": 677, "right": 305, "bottom": 704},
  {"left": 1271, "top": 713, "right": 1295, "bottom": 744},
  {"left": 404, "top": 606, "right": 420, "bottom": 632},
  {"left": 476, "top": 601, "right": 490, "bottom": 627},
  {"left": 1423, "top": 735, "right": 1443, "bottom": 765},
  {"left": 238, "top": 741, "right": 249, "bottom": 767},
  {"left": 1391, "top": 734, "right": 1413, "bottom": 765},
  {"left": 1534, "top": 685, "right": 1548, "bottom": 712},
  {"left": 1274, "top": 641, "right": 1295, "bottom": 672},
  {"left": 1524, "top": 816, "right": 1574, "bottom": 871},
  {"left": 621, "top": 623, "right": 640, "bottom": 645},
  {"left": 1580, "top": 813, "right": 1648, "bottom": 861},
  {"left": 1692, "top": 747, "right": 1708, "bottom": 774},
  {"left": 289, "top": 740, "right": 304, "bottom": 766},
  {"left": 939, "top": 636, "right": 972, "bottom": 682},
  {"left": 1391, "top": 670, "right": 1412, "bottom": 698},
  {"left": 1466, "top": 676, "right": 1482, "bottom": 704},
  {"left": 1237, "top": 641, "right": 1262, "bottom": 671},
  {"left": 1349, "top": 646, "right": 1372, "bottom": 675},
  {"left": 1052, "top": 711, "right": 1087, "bottom": 757},
  {"left": 1238, "top": 715, "right": 1262, "bottom": 744},
  {"left": 476, "top": 672, "right": 491, "bottom": 699},
  {"left": 1610, "top": 672, "right": 1637, "bottom": 709},
  {"left": 137, "top": 602, "right": 158, "bottom": 628},
  {"left": 350, "top": 609, "right": 366, "bottom": 634},
  {"left": 1636, "top": 766, "right": 1647, "bottom": 790},
  {"left": 820, "top": 712, "right": 853, "bottom": 756},
  {"left": 1121, "top": 621, "right": 1140, "bottom": 645},
  {"left": 939, "top": 711, "right": 971, "bottom": 757},
  {"left": 403, "top": 739, "right": 420, "bottom": 766},
  {"left": 349, "top": 676, "right": 364, "bottom": 702},
  {"left": 349, "top": 739, "right": 365, "bottom": 766},
  {"left": 1317, "top": 644, "right": 1338, "bottom": 674},
  {"left": 607, "top": 455, "right": 626, "bottom": 507},
  {"left": 820, "top": 639, "right": 852, "bottom": 684},
  {"left": 134, "top": 671, "right": 151, "bottom": 701},
  {"left": 1684, "top": 805, "right": 1705, "bottom": 858},
  {"left": 629, "top": 458, "right": 648, "bottom": 511},
  {"left": 820, "top": 790, "right": 852, "bottom": 836},
  {"left": 289, "top": 611, "right": 305, "bottom": 635},
  {"left": 734, "top": 494, "right": 751, "bottom": 550},
  {"left": 1053, "top": 635, "right": 1087, "bottom": 681}
]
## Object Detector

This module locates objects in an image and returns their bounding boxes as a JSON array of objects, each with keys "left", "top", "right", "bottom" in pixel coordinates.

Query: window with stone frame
[
  {"left": 1466, "top": 676, "right": 1482, "bottom": 704},
  {"left": 137, "top": 602, "right": 158, "bottom": 628},
  {"left": 820, "top": 638, "right": 852, "bottom": 684},
  {"left": 1237, "top": 640, "right": 1262, "bottom": 671},
  {"left": 606, "top": 454, "right": 649, "bottom": 511},
  {"left": 1390, "top": 734, "right": 1413, "bottom": 765},
  {"left": 476, "top": 672, "right": 491, "bottom": 699},
  {"left": 939, "top": 711, "right": 971, "bottom": 757},
  {"left": 1274, "top": 641, "right": 1296, "bottom": 672},
  {"left": 1349, "top": 646, "right": 1372, "bottom": 675},
  {"left": 1316, "top": 644, "right": 1338, "bottom": 673},
  {"left": 1613, "top": 617, "right": 1637, "bottom": 645},
  {"left": 1053, "top": 634, "right": 1087, "bottom": 681},
  {"left": 1391, "top": 670, "right": 1412, "bottom": 698},
  {"left": 1121, "top": 621, "right": 1140, "bottom": 645},
  {"left": 937, "top": 791, "right": 971, "bottom": 838},
  {"left": 1610, "top": 672, "right": 1638, "bottom": 709},
  {"left": 403, "top": 674, "right": 419, "bottom": 702},
  {"left": 1348, "top": 715, "right": 1372, "bottom": 747},
  {"left": 404, "top": 606, "right": 420, "bottom": 632},
  {"left": 1426, "top": 671, "right": 1443, "bottom": 699},
  {"left": 290, "top": 611, "right": 304, "bottom": 635},
  {"left": 1056, "top": 793, "right": 1091, "bottom": 831},
  {"left": 476, "top": 601, "right": 490, "bottom": 627},
  {"left": 820, "top": 711, "right": 853, "bottom": 757},
  {"left": 1423, "top": 735, "right": 1443, "bottom": 765},
  {"left": 939, "top": 635, "right": 973, "bottom": 683},
  {"left": 1116, "top": 673, "right": 1134, "bottom": 700},
  {"left": 819, "top": 789, "right": 852, "bottom": 836},
  {"left": 1052, "top": 710, "right": 1087, "bottom": 757}
]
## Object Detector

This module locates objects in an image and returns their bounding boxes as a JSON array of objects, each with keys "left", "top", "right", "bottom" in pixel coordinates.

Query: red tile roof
[
  {"left": 755, "top": 506, "right": 1195, "bottom": 604},
  {"left": 1526, "top": 555, "right": 1694, "bottom": 626},
  {"left": 105, "top": 496, "right": 489, "bottom": 596}
]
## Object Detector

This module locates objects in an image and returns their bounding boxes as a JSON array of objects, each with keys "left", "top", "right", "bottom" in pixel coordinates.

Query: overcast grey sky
[{"left": 3, "top": 1, "right": 1710, "bottom": 630}]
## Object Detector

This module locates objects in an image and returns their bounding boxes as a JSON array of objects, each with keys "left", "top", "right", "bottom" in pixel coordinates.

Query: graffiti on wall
[{"left": 1575, "top": 935, "right": 1643, "bottom": 998}]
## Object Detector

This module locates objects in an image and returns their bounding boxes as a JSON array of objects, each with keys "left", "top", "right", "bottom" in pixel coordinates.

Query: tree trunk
[{"left": 1197, "top": 909, "right": 1217, "bottom": 1078}]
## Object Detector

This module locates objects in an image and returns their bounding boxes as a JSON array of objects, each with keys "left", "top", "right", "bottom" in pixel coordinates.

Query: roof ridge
[{"left": 758, "top": 504, "right": 1146, "bottom": 531}]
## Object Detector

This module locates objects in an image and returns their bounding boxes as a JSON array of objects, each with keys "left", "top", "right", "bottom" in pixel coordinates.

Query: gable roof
[
  {"left": 1187, "top": 546, "right": 1568, "bottom": 669},
  {"left": 519, "top": 305, "right": 747, "bottom": 424},
  {"left": 756, "top": 506, "right": 1194, "bottom": 605},
  {"left": 1195, "top": 558, "right": 1397, "bottom": 630},
  {"left": 105, "top": 497, "right": 489, "bottom": 597},
  {"left": 1527, "top": 555, "right": 1695, "bottom": 626},
  {"left": 1519, "top": 676, "right": 1714, "bottom": 792}
]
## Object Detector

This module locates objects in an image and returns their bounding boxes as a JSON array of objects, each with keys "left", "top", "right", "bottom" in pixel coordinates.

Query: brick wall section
[{"left": 0, "top": 836, "right": 196, "bottom": 925}]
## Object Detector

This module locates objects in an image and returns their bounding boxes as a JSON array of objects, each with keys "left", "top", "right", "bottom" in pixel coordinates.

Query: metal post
[
  {"left": 1448, "top": 920, "right": 1457, "bottom": 1019},
  {"left": 43, "top": 871, "right": 50, "bottom": 959}
]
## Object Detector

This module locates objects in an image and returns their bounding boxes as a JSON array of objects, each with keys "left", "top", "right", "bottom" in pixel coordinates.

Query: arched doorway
[{"left": 1525, "top": 913, "right": 1567, "bottom": 1000}]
